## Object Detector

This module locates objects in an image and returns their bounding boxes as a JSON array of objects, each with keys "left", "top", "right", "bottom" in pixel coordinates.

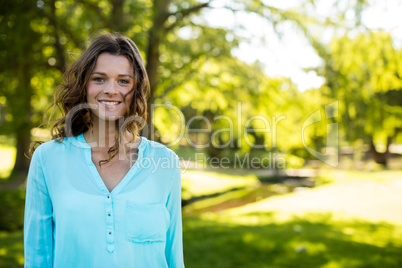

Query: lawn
[
  {"left": 181, "top": 169, "right": 258, "bottom": 199},
  {"left": 181, "top": 169, "right": 402, "bottom": 267},
  {"left": 183, "top": 213, "right": 402, "bottom": 268},
  {"left": 2, "top": 213, "right": 402, "bottom": 268}
]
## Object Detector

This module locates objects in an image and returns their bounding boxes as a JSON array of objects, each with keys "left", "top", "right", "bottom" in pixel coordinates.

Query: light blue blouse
[{"left": 24, "top": 133, "right": 184, "bottom": 268}]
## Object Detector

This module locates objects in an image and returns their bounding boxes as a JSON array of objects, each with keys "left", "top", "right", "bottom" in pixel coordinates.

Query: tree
[
  {"left": 1, "top": 0, "right": 371, "bottom": 177},
  {"left": 0, "top": 0, "right": 45, "bottom": 179},
  {"left": 316, "top": 31, "right": 402, "bottom": 166}
]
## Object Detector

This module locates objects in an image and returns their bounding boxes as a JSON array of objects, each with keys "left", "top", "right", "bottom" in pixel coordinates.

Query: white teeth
[{"left": 99, "top": 101, "right": 120, "bottom": 105}]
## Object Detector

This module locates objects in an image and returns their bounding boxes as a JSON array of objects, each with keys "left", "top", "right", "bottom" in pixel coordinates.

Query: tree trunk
[
  {"left": 141, "top": 0, "right": 211, "bottom": 140},
  {"left": 10, "top": 65, "right": 33, "bottom": 180},
  {"left": 143, "top": 0, "right": 171, "bottom": 139},
  {"left": 144, "top": 29, "right": 159, "bottom": 139},
  {"left": 49, "top": 0, "right": 67, "bottom": 72},
  {"left": 12, "top": 128, "right": 32, "bottom": 180},
  {"left": 368, "top": 136, "right": 391, "bottom": 167},
  {"left": 110, "top": 0, "right": 126, "bottom": 32}
]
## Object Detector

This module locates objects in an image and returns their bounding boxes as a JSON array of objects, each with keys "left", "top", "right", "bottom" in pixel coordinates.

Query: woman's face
[{"left": 86, "top": 53, "right": 134, "bottom": 122}]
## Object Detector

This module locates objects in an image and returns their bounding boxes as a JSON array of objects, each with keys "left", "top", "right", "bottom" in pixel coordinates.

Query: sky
[{"left": 197, "top": 0, "right": 402, "bottom": 91}]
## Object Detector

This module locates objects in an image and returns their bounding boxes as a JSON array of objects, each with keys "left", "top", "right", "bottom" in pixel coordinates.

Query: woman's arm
[
  {"left": 165, "top": 164, "right": 185, "bottom": 268},
  {"left": 24, "top": 146, "right": 54, "bottom": 268}
]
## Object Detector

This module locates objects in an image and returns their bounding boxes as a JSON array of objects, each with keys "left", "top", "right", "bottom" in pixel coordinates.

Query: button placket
[{"left": 105, "top": 194, "right": 115, "bottom": 253}]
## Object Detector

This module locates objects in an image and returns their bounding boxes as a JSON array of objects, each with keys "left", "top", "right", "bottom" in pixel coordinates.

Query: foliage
[
  {"left": 0, "top": 189, "right": 25, "bottom": 231},
  {"left": 320, "top": 31, "right": 402, "bottom": 142},
  {"left": 0, "top": 0, "right": 46, "bottom": 175},
  {"left": 311, "top": 30, "right": 402, "bottom": 165},
  {"left": 0, "top": 231, "right": 24, "bottom": 267},
  {"left": 1, "top": 0, "right": 400, "bottom": 176}
]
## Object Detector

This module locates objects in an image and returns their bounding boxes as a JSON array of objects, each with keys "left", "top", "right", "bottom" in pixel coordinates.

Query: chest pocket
[{"left": 125, "top": 202, "right": 169, "bottom": 243}]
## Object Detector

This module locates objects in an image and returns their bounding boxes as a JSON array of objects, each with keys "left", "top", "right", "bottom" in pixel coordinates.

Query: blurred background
[{"left": 1, "top": 0, "right": 402, "bottom": 267}]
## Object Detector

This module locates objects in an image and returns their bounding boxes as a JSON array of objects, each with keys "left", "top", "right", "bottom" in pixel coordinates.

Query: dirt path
[{"left": 227, "top": 170, "right": 402, "bottom": 224}]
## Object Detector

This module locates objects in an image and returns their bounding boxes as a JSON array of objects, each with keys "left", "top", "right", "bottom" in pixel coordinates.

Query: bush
[{"left": 0, "top": 189, "right": 25, "bottom": 231}]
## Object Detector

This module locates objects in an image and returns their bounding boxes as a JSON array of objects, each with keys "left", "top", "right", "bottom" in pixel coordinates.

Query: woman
[{"left": 24, "top": 33, "right": 184, "bottom": 268}]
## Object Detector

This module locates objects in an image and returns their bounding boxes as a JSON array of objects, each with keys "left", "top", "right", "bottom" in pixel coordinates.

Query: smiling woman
[{"left": 24, "top": 33, "right": 185, "bottom": 267}]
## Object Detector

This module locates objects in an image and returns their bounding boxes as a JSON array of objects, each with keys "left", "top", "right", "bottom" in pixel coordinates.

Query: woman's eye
[
  {"left": 93, "top": 77, "right": 104, "bottom": 83},
  {"left": 119, "top": 79, "right": 130, "bottom": 84}
]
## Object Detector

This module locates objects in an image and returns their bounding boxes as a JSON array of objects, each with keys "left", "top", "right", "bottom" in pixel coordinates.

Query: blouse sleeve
[
  {"left": 165, "top": 164, "right": 185, "bottom": 268},
  {"left": 24, "top": 146, "right": 54, "bottom": 268}
]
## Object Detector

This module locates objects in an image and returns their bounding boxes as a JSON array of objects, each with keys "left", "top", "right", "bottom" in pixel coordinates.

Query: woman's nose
[{"left": 103, "top": 80, "right": 118, "bottom": 95}]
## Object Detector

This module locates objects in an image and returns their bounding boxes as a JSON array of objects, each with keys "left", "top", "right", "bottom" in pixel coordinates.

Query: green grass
[
  {"left": 182, "top": 170, "right": 258, "bottom": 200},
  {"left": 2, "top": 213, "right": 401, "bottom": 268},
  {"left": 183, "top": 213, "right": 402, "bottom": 268}
]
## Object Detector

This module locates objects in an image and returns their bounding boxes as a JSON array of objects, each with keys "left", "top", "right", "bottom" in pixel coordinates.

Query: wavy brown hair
[{"left": 30, "top": 33, "right": 149, "bottom": 165}]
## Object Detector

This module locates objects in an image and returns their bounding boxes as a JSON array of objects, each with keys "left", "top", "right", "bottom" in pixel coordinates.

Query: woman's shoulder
[
  {"left": 139, "top": 137, "right": 180, "bottom": 177},
  {"left": 140, "top": 137, "right": 179, "bottom": 161},
  {"left": 33, "top": 135, "right": 83, "bottom": 155}
]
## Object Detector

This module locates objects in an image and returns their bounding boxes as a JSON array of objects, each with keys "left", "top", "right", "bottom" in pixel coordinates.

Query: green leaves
[{"left": 320, "top": 30, "right": 402, "bottom": 149}]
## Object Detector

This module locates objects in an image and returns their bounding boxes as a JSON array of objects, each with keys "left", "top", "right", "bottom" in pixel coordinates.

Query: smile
[{"left": 98, "top": 100, "right": 121, "bottom": 106}]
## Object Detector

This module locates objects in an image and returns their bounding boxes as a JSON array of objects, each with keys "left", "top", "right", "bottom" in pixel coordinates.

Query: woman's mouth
[
  {"left": 98, "top": 100, "right": 121, "bottom": 107},
  {"left": 99, "top": 100, "right": 120, "bottom": 106}
]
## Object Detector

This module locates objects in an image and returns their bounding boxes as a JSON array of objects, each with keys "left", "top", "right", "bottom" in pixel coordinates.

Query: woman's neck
[
  {"left": 85, "top": 119, "right": 117, "bottom": 151},
  {"left": 83, "top": 117, "right": 141, "bottom": 153}
]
